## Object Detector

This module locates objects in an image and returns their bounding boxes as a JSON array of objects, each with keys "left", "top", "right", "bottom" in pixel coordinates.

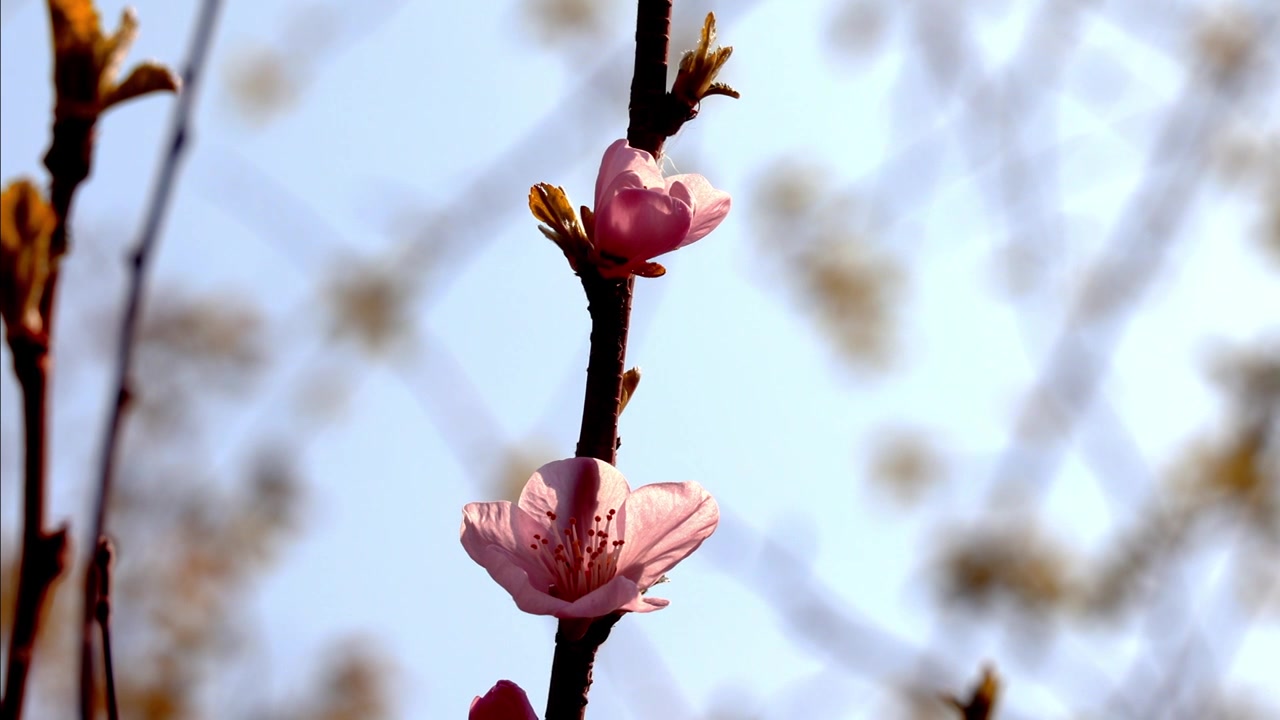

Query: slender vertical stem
[
  {"left": 1, "top": 72, "right": 90, "bottom": 720},
  {"left": 77, "top": 2, "right": 225, "bottom": 716},
  {"left": 548, "top": 2, "right": 674, "bottom": 719},
  {"left": 0, "top": 335, "right": 69, "bottom": 720},
  {"left": 92, "top": 540, "right": 119, "bottom": 720}
]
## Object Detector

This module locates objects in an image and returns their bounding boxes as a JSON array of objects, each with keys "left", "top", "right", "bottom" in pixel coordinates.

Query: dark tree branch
[
  {"left": 625, "top": 0, "right": 673, "bottom": 158},
  {"left": 0, "top": 38, "right": 96, "bottom": 720},
  {"left": 573, "top": 270, "right": 634, "bottom": 465},
  {"left": 0, "top": 334, "right": 69, "bottom": 720}
]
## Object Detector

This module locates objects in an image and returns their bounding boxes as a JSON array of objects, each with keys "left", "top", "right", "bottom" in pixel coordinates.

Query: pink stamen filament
[{"left": 532, "top": 508, "right": 624, "bottom": 601}]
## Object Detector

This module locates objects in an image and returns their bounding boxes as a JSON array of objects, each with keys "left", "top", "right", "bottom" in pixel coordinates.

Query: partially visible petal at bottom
[{"left": 470, "top": 680, "right": 538, "bottom": 720}]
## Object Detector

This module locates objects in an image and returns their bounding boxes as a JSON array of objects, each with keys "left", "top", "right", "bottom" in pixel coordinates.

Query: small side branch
[
  {"left": 0, "top": 92, "right": 90, "bottom": 720},
  {"left": 77, "top": 1, "right": 226, "bottom": 716},
  {"left": 92, "top": 539, "right": 119, "bottom": 720},
  {"left": 0, "top": 336, "right": 69, "bottom": 720}
]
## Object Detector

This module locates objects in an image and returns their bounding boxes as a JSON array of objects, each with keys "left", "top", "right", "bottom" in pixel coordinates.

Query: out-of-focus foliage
[
  {"left": 753, "top": 161, "right": 903, "bottom": 370},
  {"left": 824, "top": 0, "right": 889, "bottom": 62},
  {"left": 1, "top": 283, "right": 392, "bottom": 717},
  {"left": 224, "top": 45, "right": 306, "bottom": 125},
  {"left": 222, "top": 3, "right": 339, "bottom": 125},
  {"left": 522, "top": 0, "right": 611, "bottom": 48},
  {"left": 866, "top": 426, "right": 945, "bottom": 504},
  {"left": 493, "top": 440, "right": 561, "bottom": 502},
  {"left": 937, "top": 522, "right": 1073, "bottom": 620},
  {"left": 128, "top": 290, "right": 266, "bottom": 433},
  {"left": 1212, "top": 123, "right": 1280, "bottom": 268},
  {"left": 270, "top": 641, "right": 394, "bottom": 720},
  {"left": 745, "top": 0, "right": 1278, "bottom": 716},
  {"left": 325, "top": 256, "right": 423, "bottom": 357}
]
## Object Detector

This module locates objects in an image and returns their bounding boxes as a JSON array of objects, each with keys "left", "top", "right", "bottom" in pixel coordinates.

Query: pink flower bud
[
  {"left": 469, "top": 680, "right": 537, "bottom": 720},
  {"left": 592, "top": 139, "right": 730, "bottom": 276}
]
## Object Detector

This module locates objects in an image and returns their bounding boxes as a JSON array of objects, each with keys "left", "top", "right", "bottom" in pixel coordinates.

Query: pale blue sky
[{"left": 2, "top": 1, "right": 1277, "bottom": 718}]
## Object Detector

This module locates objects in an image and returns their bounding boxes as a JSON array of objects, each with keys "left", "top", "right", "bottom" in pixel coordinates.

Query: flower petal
[
  {"left": 595, "top": 139, "right": 663, "bottom": 208},
  {"left": 667, "top": 175, "right": 731, "bottom": 246},
  {"left": 554, "top": 574, "right": 646, "bottom": 619},
  {"left": 460, "top": 501, "right": 516, "bottom": 559},
  {"left": 617, "top": 481, "right": 719, "bottom": 589},
  {"left": 475, "top": 544, "right": 572, "bottom": 616},
  {"left": 597, "top": 170, "right": 653, "bottom": 210},
  {"left": 595, "top": 188, "right": 693, "bottom": 262},
  {"left": 461, "top": 501, "right": 556, "bottom": 595},
  {"left": 618, "top": 594, "right": 670, "bottom": 613},
  {"left": 517, "top": 458, "right": 632, "bottom": 530}
]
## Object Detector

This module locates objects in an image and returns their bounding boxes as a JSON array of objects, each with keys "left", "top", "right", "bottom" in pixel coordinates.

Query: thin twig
[
  {"left": 92, "top": 539, "right": 119, "bottom": 720},
  {"left": 0, "top": 335, "right": 69, "bottom": 720},
  {"left": 77, "top": 1, "right": 226, "bottom": 716},
  {"left": 0, "top": 20, "right": 96, "bottom": 715}
]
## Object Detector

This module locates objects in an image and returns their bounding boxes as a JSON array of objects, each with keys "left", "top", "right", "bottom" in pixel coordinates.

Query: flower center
[{"left": 529, "top": 509, "right": 625, "bottom": 602}]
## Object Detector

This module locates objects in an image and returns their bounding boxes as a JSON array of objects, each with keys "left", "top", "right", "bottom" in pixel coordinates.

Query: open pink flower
[
  {"left": 592, "top": 139, "right": 731, "bottom": 275},
  {"left": 460, "top": 458, "right": 719, "bottom": 619},
  {"left": 469, "top": 680, "right": 537, "bottom": 720}
]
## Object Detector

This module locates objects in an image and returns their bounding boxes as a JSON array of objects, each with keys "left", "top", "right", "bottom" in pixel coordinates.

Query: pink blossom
[
  {"left": 460, "top": 458, "right": 719, "bottom": 619},
  {"left": 469, "top": 680, "right": 537, "bottom": 720},
  {"left": 592, "top": 139, "right": 731, "bottom": 275}
]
